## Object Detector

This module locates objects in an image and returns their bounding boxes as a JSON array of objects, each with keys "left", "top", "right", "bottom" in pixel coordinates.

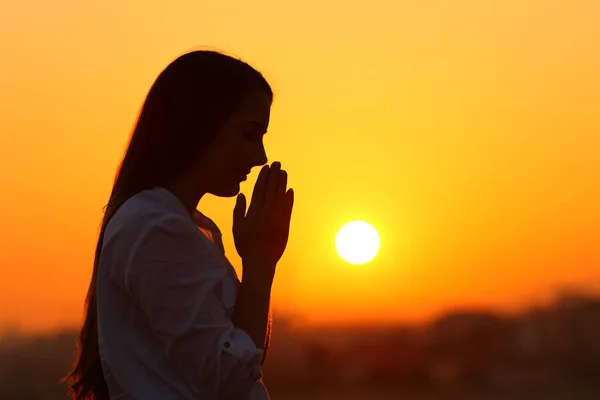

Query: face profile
[{"left": 194, "top": 90, "right": 272, "bottom": 198}]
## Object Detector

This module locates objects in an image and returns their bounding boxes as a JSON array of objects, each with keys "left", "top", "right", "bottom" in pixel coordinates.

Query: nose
[{"left": 252, "top": 143, "right": 268, "bottom": 167}]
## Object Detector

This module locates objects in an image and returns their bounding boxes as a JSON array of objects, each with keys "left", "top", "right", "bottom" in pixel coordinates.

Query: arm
[
  {"left": 232, "top": 269, "right": 273, "bottom": 366},
  {"left": 194, "top": 209, "right": 273, "bottom": 353},
  {"left": 194, "top": 210, "right": 274, "bottom": 365},
  {"left": 261, "top": 312, "right": 272, "bottom": 366},
  {"left": 232, "top": 264, "right": 273, "bottom": 349},
  {"left": 123, "top": 214, "right": 264, "bottom": 399}
]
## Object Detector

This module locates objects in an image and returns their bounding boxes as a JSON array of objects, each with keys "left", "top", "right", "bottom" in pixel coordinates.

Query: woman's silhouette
[{"left": 66, "top": 49, "right": 294, "bottom": 400}]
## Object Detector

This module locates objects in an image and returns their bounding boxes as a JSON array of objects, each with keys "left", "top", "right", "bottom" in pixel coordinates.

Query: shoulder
[
  {"left": 104, "top": 187, "right": 199, "bottom": 248},
  {"left": 101, "top": 189, "right": 227, "bottom": 290}
]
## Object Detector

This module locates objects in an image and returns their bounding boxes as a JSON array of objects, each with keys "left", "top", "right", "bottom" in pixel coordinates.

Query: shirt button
[{"left": 224, "top": 341, "right": 231, "bottom": 348}]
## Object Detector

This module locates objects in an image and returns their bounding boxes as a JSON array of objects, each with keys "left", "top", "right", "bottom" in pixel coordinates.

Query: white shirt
[{"left": 97, "top": 187, "right": 270, "bottom": 400}]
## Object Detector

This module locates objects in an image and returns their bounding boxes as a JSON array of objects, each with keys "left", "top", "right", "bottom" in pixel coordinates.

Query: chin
[{"left": 209, "top": 182, "right": 241, "bottom": 198}]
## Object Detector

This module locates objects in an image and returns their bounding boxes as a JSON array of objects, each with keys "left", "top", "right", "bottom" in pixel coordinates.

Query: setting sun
[{"left": 335, "top": 221, "right": 381, "bottom": 265}]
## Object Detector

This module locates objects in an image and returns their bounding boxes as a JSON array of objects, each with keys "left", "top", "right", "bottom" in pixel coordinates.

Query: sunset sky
[{"left": 1, "top": 0, "right": 599, "bottom": 332}]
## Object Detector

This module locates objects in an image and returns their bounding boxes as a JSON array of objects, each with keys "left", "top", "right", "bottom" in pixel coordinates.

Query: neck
[{"left": 165, "top": 177, "right": 206, "bottom": 216}]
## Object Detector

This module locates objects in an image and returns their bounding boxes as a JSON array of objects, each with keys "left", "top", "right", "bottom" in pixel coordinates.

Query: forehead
[{"left": 233, "top": 91, "right": 272, "bottom": 126}]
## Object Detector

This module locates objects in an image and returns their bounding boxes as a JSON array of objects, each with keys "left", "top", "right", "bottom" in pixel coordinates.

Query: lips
[{"left": 238, "top": 170, "right": 250, "bottom": 181}]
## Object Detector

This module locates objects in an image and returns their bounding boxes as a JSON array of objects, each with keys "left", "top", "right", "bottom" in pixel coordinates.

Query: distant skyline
[{"left": 1, "top": 0, "right": 599, "bottom": 332}]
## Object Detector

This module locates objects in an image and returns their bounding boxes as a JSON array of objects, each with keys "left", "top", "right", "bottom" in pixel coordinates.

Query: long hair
[{"left": 64, "top": 49, "right": 273, "bottom": 400}]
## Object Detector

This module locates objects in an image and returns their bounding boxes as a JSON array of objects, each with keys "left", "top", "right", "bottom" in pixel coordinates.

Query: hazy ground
[
  {"left": 2, "top": 291, "right": 599, "bottom": 399},
  {"left": 271, "top": 389, "right": 600, "bottom": 400}
]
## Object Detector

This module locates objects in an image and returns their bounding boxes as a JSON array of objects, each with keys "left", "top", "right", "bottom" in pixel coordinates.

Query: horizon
[{"left": 2, "top": 286, "right": 598, "bottom": 337}]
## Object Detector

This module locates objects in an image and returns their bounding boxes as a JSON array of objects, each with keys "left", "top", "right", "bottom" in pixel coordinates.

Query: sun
[{"left": 335, "top": 221, "right": 380, "bottom": 265}]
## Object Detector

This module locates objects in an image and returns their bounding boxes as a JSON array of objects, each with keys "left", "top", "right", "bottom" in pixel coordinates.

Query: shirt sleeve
[{"left": 121, "top": 213, "right": 264, "bottom": 399}]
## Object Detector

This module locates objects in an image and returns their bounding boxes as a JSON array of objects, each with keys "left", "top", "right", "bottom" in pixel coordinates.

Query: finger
[
  {"left": 232, "top": 193, "right": 246, "bottom": 230},
  {"left": 284, "top": 188, "right": 294, "bottom": 223},
  {"left": 264, "top": 161, "right": 281, "bottom": 209},
  {"left": 248, "top": 164, "right": 270, "bottom": 215},
  {"left": 277, "top": 169, "right": 288, "bottom": 209}
]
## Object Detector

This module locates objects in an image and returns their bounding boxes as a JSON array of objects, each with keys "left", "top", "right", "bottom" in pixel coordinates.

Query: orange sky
[{"left": 1, "top": 0, "right": 599, "bottom": 332}]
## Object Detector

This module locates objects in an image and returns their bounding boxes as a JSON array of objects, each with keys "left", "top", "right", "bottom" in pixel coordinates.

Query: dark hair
[{"left": 64, "top": 49, "right": 272, "bottom": 400}]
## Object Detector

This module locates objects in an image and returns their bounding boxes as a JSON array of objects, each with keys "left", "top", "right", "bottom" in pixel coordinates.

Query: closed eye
[
  {"left": 243, "top": 131, "right": 263, "bottom": 141},
  {"left": 243, "top": 121, "right": 268, "bottom": 136}
]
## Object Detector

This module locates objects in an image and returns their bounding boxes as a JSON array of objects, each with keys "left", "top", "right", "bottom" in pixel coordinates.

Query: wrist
[{"left": 241, "top": 260, "right": 276, "bottom": 287}]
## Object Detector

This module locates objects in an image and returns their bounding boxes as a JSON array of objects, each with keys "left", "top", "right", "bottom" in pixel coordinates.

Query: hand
[{"left": 232, "top": 161, "right": 294, "bottom": 279}]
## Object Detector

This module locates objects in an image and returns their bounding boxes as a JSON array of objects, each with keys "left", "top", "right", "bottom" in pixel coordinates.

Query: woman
[{"left": 66, "top": 50, "right": 294, "bottom": 400}]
